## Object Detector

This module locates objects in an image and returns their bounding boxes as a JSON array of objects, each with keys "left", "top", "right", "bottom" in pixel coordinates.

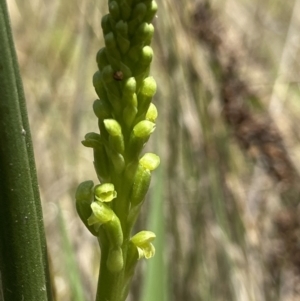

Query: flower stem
[{"left": 96, "top": 236, "right": 129, "bottom": 301}]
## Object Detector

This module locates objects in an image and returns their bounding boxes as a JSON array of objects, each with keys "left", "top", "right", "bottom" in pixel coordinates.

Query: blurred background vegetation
[{"left": 7, "top": 0, "right": 300, "bottom": 300}]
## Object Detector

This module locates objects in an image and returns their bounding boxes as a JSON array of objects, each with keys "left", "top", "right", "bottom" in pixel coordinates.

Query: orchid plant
[{"left": 75, "top": 0, "right": 159, "bottom": 300}]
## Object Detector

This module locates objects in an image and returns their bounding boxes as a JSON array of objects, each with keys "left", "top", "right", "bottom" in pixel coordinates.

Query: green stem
[
  {"left": 96, "top": 237, "right": 124, "bottom": 301},
  {"left": 0, "top": 1, "right": 52, "bottom": 300},
  {"left": 96, "top": 234, "right": 131, "bottom": 301}
]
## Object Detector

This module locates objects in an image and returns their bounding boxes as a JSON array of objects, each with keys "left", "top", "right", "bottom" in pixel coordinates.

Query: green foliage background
[{"left": 8, "top": 0, "right": 300, "bottom": 300}]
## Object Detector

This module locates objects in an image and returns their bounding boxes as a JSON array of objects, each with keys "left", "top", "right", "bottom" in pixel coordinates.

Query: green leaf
[{"left": 0, "top": 1, "right": 52, "bottom": 299}]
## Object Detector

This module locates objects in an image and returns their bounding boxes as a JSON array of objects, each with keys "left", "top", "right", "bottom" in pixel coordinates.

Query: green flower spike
[
  {"left": 76, "top": 0, "right": 159, "bottom": 299},
  {"left": 131, "top": 231, "right": 156, "bottom": 259}
]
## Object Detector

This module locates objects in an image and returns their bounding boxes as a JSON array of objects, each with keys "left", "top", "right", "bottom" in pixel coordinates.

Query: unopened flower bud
[
  {"left": 132, "top": 22, "right": 153, "bottom": 44},
  {"left": 120, "top": 1, "right": 131, "bottom": 20},
  {"left": 139, "top": 153, "right": 160, "bottom": 171},
  {"left": 109, "top": 1, "right": 120, "bottom": 21},
  {"left": 93, "top": 71, "right": 107, "bottom": 99},
  {"left": 132, "top": 3, "right": 147, "bottom": 21},
  {"left": 101, "top": 14, "right": 112, "bottom": 35},
  {"left": 123, "top": 103, "right": 138, "bottom": 128},
  {"left": 145, "top": 103, "right": 158, "bottom": 122},
  {"left": 96, "top": 48, "right": 109, "bottom": 70},
  {"left": 115, "top": 20, "right": 128, "bottom": 36},
  {"left": 104, "top": 34, "right": 122, "bottom": 63},
  {"left": 137, "top": 77, "right": 157, "bottom": 115},
  {"left": 140, "top": 46, "right": 153, "bottom": 65},
  {"left": 130, "top": 164, "right": 151, "bottom": 206},
  {"left": 144, "top": 0, "right": 158, "bottom": 23},
  {"left": 133, "top": 120, "right": 155, "bottom": 138},
  {"left": 144, "top": 24, "right": 154, "bottom": 45},
  {"left": 123, "top": 77, "right": 137, "bottom": 99},
  {"left": 115, "top": 20, "right": 130, "bottom": 53},
  {"left": 104, "top": 119, "right": 125, "bottom": 154},
  {"left": 107, "top": 247, "right": 124, "bottom": 273},
  {"left": 133, "top": 46, "right": 153, "bottom": 77},
  {"left": 104, "top": 119, "right": 122, "bottom": 136},
  {"left": 81, "top": 132, "right": 102, "bottom": 149},
  {"left": 93, "top": 99, "right": 112, "bottom": 121},
  {"left": 128, "top": 120, "right": 155, "bottom": 160}
]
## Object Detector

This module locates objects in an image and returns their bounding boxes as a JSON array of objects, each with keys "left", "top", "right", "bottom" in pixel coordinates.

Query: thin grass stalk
[
  {"left": 58, "top": 206, "right": 86, "bottom": 301},
  {"left": 141, "top": 163, "right": 168, "bottom": 301}
]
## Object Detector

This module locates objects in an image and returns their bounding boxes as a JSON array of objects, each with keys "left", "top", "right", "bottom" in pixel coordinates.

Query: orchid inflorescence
[{"left": 75, "top": 0, "right": 159, "bottom": 300}]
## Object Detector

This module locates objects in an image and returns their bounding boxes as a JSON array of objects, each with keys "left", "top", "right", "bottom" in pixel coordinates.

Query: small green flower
[
  {"left": 131, "top": 231, "right": 156, "bottom": 259},
  {"left": 88, "top": 202, "right": 114, "bottom": 225},
  {"left": 88, "top": 202, "right": 123, "bottom": 249},
  {"left": 94, "top": 183, "right": 117, "bottom": 203}
]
